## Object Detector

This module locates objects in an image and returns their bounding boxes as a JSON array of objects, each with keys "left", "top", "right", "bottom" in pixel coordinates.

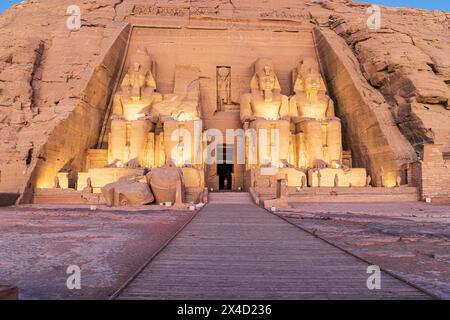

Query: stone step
[
  {"left": 256, "top": 187, "right": 420, "bottom": 203},
  {"left": 208, "top": 192, "right": 254, "bottom": 204}
]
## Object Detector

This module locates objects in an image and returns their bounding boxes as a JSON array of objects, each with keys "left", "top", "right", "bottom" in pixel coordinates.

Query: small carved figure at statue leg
[
  {"left": 83, "top": 177, "right": 93, "bottom": 193},
  {"left": 53, "top": 176, "right": 60, "bottom": 189}
]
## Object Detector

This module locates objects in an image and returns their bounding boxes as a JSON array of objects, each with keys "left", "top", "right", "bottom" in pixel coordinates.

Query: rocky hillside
[{"left": 317, "top": 1, "right": 450, "bottom": 156}]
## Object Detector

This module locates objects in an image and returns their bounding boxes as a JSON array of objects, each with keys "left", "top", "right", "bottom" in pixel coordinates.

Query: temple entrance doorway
[
  {"left": 218, "top": 164, "right": 233, "bottom": 190},
  {"left": 217, "top": 144, "right": 234, "bottom": 191}
]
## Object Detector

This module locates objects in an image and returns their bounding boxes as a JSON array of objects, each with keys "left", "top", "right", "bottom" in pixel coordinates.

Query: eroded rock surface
[{"left": 316, "top": 1, "right": 450, "bottom": 156}]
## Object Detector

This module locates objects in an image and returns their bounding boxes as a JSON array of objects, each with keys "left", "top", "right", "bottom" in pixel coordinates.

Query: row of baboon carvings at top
[{"left": 131, "top": 4, "right": 308, "bottom": 20}]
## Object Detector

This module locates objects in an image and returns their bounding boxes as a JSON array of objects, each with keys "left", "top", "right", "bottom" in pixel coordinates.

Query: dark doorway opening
[
  {"left": 217, "top": 144, "right": 234, "bottom": 191},
  {"left": 218, "top": 164, "right": 233, "bottom": 190}
]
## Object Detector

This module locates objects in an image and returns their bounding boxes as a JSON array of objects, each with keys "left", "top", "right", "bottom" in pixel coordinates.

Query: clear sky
[
  {"left": 1, "top": 0, "right": 450, "bottom": 14},
  {"left": 1, "top": 0, "right": 21, "bottom": 14},
  {"left": 360, "top": 0, "right": 450, "bottom": 11}
]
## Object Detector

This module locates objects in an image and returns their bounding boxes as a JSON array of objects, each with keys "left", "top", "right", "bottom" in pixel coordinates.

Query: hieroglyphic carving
[
  {"left": 191, "top": 7, "right": 220, "bottom": 17},
  {"left": 132, "top": 5, "right": 219, "bottom": 17},
  {"left": 132, "top": 5, "right": 189, "bottom": 17},
  {"left": 259, "top": 10, "right": 307, "bottom": 21},
  {"left": 217, "top": 66, "right": 231, "bottom": 109}
]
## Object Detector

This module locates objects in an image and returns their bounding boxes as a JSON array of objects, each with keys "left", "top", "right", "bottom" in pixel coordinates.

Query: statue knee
[
  {"left": 327, "top": 118, "right": 341, "bottom": 133},
  {"left": 111, "top": 118, "right": 126, "bottom": 129},
  {"left": 300, "top": 119, "right": 321, "bottom": 133},
  {"left": 326, "top": 119, "right": 342, "bottom": 145}
]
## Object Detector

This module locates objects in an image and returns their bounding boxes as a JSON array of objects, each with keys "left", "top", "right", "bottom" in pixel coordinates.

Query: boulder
[
  {"left": 101, "top": 176, "right": 154, "bottom": 206},
  {"left": 147, "top": 163, "right": 185, "bottom": 204}
]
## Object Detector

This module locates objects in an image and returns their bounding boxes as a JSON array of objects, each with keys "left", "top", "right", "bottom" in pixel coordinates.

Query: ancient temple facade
[
  {"left": 30, "top": 24, "right": 411, "bottom": 206},
  {"left": 1, "top": 1, "right": 449, "bottom": 206}
]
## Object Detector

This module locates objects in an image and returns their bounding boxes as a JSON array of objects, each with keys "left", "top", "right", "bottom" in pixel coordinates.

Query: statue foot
[
  {"left": 124, "top": 159, "right": 141, "bottom": 169},
  {"left": 106, "top": 160, "right": 120, "bottom": 168},
  {"left": 313, "top": 159, "right": 328, "bottom": 169}
]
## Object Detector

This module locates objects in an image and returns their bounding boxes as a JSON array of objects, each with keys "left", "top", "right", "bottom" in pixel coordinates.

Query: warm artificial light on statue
[{"left": 384, "top": 173, "right": 397, "bottom": 188}]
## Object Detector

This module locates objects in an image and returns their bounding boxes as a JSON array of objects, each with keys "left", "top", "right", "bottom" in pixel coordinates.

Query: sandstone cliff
[{"left": 0, "top": 0, "right": 449, "bottom": 201}]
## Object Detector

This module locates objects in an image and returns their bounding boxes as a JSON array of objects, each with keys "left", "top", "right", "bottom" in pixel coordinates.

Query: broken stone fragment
[
  {"left": 101, "top": 176, "right": 154, "bottom": 206},
  {"left": 147, "top": 163, "right": 185, "bottom": 205}
]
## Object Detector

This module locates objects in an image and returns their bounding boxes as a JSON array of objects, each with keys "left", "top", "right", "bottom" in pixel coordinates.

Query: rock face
[
  {"left": 0, "top": 0, "right": 130, "bottom": 202},
  {"left": 0, "top": 0, "right": 449, "bottom": 202},
  {"left": 321, "top": 1, "right": 450, "bottom": 157}
]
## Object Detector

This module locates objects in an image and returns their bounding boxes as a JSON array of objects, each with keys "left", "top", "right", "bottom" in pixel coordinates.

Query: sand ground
[
  {"left": 0, "top": 205, "right": 194, "bottom": 299},
  {"left": 278, "top": 202, "right": 450, "bottom": 299},
  {"left": 1, "top": 202, "right": 448, "bottom": 299}
]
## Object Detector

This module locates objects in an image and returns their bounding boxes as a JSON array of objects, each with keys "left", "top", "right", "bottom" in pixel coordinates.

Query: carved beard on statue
[
  {"left": 131, "top": 84, "right": 142, "bottom": 103},
  {"left": 259, "top": 75, "right": 276, "bottom": 102}
]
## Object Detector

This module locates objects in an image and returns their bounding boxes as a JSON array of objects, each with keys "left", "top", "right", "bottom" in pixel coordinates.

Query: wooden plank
[{"left": 118, "top": 193, "right": 430, "bottom": 300}]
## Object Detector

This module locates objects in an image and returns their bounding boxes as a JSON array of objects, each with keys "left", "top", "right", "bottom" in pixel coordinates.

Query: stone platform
[
  {"left": 257, "top": 186, "right": 420, "bottom": 204},
  {"left": 32, "top": 187, "right": 204, "bottom": 207},
  {"left": 33, "top": 189, "right": 105, "bottom": 205}
]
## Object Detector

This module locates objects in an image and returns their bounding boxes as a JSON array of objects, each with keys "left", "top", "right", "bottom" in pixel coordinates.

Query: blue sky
[
  {"left": 360, "top": 0, "right": 450, "bottom": 11},
  {"left": 1, "top": 0, "right": 450, "bottom": 14},
  {"left": 1, "top": 0, "right": 21, "bottom": 14}
]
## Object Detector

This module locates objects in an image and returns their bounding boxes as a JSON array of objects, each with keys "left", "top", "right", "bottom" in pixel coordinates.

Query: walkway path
[{"left": 117, "top": 193, "right": 430, "bottom": 299}]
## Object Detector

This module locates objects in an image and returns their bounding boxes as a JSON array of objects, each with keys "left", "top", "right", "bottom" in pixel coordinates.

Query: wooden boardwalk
[{"left": 117, "top": 193, "right": 430, "bottom": 300}]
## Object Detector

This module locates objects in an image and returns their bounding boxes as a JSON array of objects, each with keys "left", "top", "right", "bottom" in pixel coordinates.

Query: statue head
[
  {"left": 304, "top": 71, "right": 323, "bottom": 98},
  {"left": 293, "top": 58, "right": 326, "bottom": 96},
  {"left": 251, "top": 58, "right": 281, "bottom": 102},
  {"left": 123, "top": 47, "right": 157, "bottom": 102},
  {"left": 133, "top": 62, "right": 140, "bottom": 73}
]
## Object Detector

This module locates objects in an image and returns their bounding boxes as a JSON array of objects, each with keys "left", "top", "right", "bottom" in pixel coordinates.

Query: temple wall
[
  {"left": 314, "top": 28, "right": 417, "bottom": 187},
  {"left": 125, "top": 27, "right": 316, "bottom": 98},
  {"left": 203, "top": 110, "right": 245, "bottom": 191},
  {"left": 412, "top": 144, "right": 450, "bottom": 202},
  {"left": 19, "top": 24, "right": 132, "bottom": 203}
]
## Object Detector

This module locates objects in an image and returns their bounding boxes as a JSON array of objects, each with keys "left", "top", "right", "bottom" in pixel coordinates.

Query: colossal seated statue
[
  {"left": 241, "top": 58, "right": 289, "bottom": 122},
  {"left": 109, "top": 48, "right": 162, "bottom": 168},
  {"left": 151, "top": 65, "right": 202, "bottom": 123},
  {"left": 290, "top": 58, "right": 342, "bottom": 168},
  {"left": 240, "top": 58, "right": 291, "bottom": 169},
  {"left": 151, "top": 65, "right": 203, "bottom": 168},
  {"left": 290, "top": 58, "right": 366, "bottom": 187}
]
